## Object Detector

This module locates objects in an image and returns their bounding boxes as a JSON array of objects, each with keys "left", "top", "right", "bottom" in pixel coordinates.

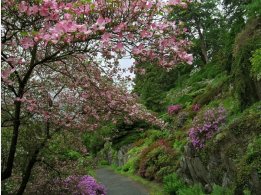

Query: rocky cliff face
[
  {"left": 177, "top": 107, "right": 261, "bottom": 194},
  {"left": 100, "top": 142, "right": 132, "bottom": 167},
  {"left": 178, "top": 144, "right": 235, "bottom": 193}
]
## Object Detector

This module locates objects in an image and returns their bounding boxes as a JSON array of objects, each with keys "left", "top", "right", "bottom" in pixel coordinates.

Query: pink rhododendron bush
[
  {"left": 1, "top": 0, "right": 192, "bottom": 193},
  {"left": 168, "top": 104, "right": 182, "bottom": 115}
]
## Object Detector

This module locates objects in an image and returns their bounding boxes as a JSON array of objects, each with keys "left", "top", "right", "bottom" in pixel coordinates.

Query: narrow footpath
[{"left": 96, "top": 168, "right": 149, "bottom": 195}]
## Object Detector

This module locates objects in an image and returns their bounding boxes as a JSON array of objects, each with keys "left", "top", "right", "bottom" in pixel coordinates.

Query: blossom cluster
[
  {"left": 188, "top": 106, "right": 226, "bottom": 149},
  {"left": 2, "top": 0, "right": 193, "bottom": 72},
  {"left": 192, "top": 104, "right": 200, "bottom": 112},
  {"left": 62, "top": 175, "right": 106, "bottom": 195},
  {"left": 168, "top": 104, "right": 182, "bottom": 115}
]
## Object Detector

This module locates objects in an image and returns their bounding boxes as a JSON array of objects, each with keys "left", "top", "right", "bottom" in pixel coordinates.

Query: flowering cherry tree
[{"left": 1, "top": 0, "right": 192, "bottom": 193}]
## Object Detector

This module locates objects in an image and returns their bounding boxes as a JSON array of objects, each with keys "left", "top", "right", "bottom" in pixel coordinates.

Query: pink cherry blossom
[
  {"left": 1, "top": 67, "right": 16, "bottom": 80},
  {"left": 168, "top": 0, "right": 181, "bottom": 6},
  {"left": 27, "top": 5, "right": 39, "bottom": 15},
  {"left": 115, "top": 42, "right": 124, "bottom": 52},
  {"left": 114, "top": 22, "right": 126, "bottom": 33},
  {"left": 146, "top": 1, "right": 153, "bottom": 9},
  {"left": 39, "top": 7, "right": 49, "bottom": 16},
  {"left": 18, "top": 1, "right": 28, "bottom": 13},
  {"left": 64, "top": 13, "right": 73, "bottom": 20},
  {"left": 132, "top": 44, "right": 144, "bottom": 55},
  {"left": 140, "top": 30, "right": 151, "bottom": 38},
  {"left": 95, "top": 17, "right": 106, "bottom": 31},
  {"left": 20, "top": 37, "right": 34, "bottom": 49},
  {"left": 101, "top": 32, "right": 111, "bottom": 43}
]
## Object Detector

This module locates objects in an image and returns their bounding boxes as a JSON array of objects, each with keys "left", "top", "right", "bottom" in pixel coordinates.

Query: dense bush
[
  {"left": 138, "top": 139, "right": 177, "bottom": 181},
  {"left": 134, "top": 62, "right": 191, "bottom": 112},
  {"left": 83, "top": 123, "right": 116, "bottom": 155},
  {"left": 178, "top": 184, "right": 204, "bottom": 195},
  {"left": 168, "top": 104, "right": 182, "bottom": 115},
  {"left": 211, "top": 184, "right": 234, "bottom": 195},
  {"left": 163, "top": 173, "right": 185, "bottom": 195},
  {"left": 121, "top": 130, "right": 166, "bottom": 174}
]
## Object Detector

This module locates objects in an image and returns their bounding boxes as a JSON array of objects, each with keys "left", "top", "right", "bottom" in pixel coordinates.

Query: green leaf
[{"left": 20, "top": 31, "right": 29, "bottom": 36}]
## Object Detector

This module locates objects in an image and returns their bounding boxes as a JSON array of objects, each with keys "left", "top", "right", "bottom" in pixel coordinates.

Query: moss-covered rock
[{"left": 232, "top": 18, "right": 261, "bottom": 108}]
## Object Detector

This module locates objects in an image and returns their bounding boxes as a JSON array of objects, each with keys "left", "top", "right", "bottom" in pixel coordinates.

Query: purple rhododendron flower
[
  {"left": 61, "top": 175, "right": 106, "bottom": 195},
  {"left": 189, "top": 106, "right": 226, "bottom": 149}
]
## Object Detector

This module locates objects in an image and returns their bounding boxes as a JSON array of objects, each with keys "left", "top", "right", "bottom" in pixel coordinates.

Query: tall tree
[
  {"left": 1, "top": 0, "right": 191, "bottom": 193},
  {"left": 169, "top": 0, "right": 226, "bottom": 66}
]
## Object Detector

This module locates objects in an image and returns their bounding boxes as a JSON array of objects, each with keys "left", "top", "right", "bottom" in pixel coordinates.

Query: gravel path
[{"left": 95, "top": 168, "right": 149, "bottom": 195}]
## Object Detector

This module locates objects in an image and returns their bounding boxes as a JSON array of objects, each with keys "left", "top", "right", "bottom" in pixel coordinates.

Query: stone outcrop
[
  {"left": 102, "top": 142, "right": 132, "bottom": 167},
  {"left": 178, "top": 142, "right": 261, "bottom": 194}
]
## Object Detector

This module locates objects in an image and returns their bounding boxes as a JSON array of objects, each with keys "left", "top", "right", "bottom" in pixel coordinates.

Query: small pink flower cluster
[
  {"left": 192, "top": 104, "right": 200, "bottom": 112},
  {"left": 168, "top": 104, "right": 182, "bottom": 115}
]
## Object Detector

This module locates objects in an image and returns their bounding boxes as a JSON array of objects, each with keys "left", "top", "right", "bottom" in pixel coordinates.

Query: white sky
[{"left": 119, "top": 57, "right": 136, "bottom": 90}]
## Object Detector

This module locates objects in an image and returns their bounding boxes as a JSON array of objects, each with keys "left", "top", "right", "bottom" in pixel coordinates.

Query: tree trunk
[
  {"left": 195, "top": 19, "right": 208, "bottom": 64},
  {"left": 16, "top": 139, "right": 47, "bottom": 195},
  {"left": 2, "top": 46, "right": 38, "bottom": 181},
  {"left": 16, "top": 124, "right": 61, "bottom": 194},
  {"left": 2, "top": 101, "right": 21, "bottom": 180}
]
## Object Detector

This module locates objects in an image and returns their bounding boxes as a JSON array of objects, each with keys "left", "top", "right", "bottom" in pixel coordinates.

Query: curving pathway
[{"left": 96, "top": 168, "right": 149, "bottom": 195}]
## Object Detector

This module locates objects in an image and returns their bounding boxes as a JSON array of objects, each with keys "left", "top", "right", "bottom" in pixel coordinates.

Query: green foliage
[
  {"left": 247, "top": 135, "right": 261, "bottom": 160},
  {"left": 142, "top": 129, "right": 166, "bottom": 140},
  {"left": 112, "top": 132, "right": 141, "bottom": 150},
  {"left": 163, "top": 173, "right": 185, "bottom": 195},
  {"left": 121, "top": 141, "right": 147, "bottom": 174},
  {"left": 211, "top": 185, "right": 234, "bottom": 195},
  {"left": 110, "top": 120, "right": 151, "bottom": 150},
  {"left": 134, "top": 62, "right": 191, "bottom": 112},
  {"left": 245, "top": 0, "right": 261, "bottom": 18},
  {"left": 178, "top": 184, "right": 204, "bottom": 195},
  {"left": 193, "top": 73, "right": 228, "bottom": 105},
  {"left": 228, "top": 103, "right": 261, "bottom": 136},
  {"left": 99, "top": 160, "right": 110, "bottom": 166},
  {"left": 250, "top": 48, "right": 261, "bottom": 81},
  {"left": 169, "top": 0, "right": 225, "bottom": 65},
  {"left": 236, "top": 134, "right": 261, "bottom": 189},
  {"left": 97, "top": 141, "right": 117, "bottom": 165},
  {"left": 138, "top": 139, "right": 178, "bottom": 181},
  {"left": 164, "top": 64, "right": 230, "bottom": 122},
  {"left": 64, "top": 150, "right": 81, "bottom": 160},
  {"left": 122, "top": 157, "right": 138, "bottom": 173},
  {"left": 232, "top": 18, "right": 261, "bottom": 108},
  {"left": 208, "top": 96, "right": 241, "bottom": 118},
  {"left": 83, "top": 123, "right": 115, "bottom": 155},
  {"left": 243, "top": 189, "right": 251, "bottom": 195},
  {"left": 42, "top": 132, "right": 94, "bottom": 175}
]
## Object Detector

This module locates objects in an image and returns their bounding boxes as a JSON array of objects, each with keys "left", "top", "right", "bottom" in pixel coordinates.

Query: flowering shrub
[
  {"left": 192, "top": 104, "right": 201, "bottom": 112},
  {"left": 138, "top": 139, "right": 177, "bottom": 181},
  {"left": 189, "top": 106, "right": 226, "bottom": 149},
  {"left": 168, "top": 105, "right": 182, "bottom": 115},
  {"left": 61, "top": 175, "right": 106, "bottom": 195}
]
